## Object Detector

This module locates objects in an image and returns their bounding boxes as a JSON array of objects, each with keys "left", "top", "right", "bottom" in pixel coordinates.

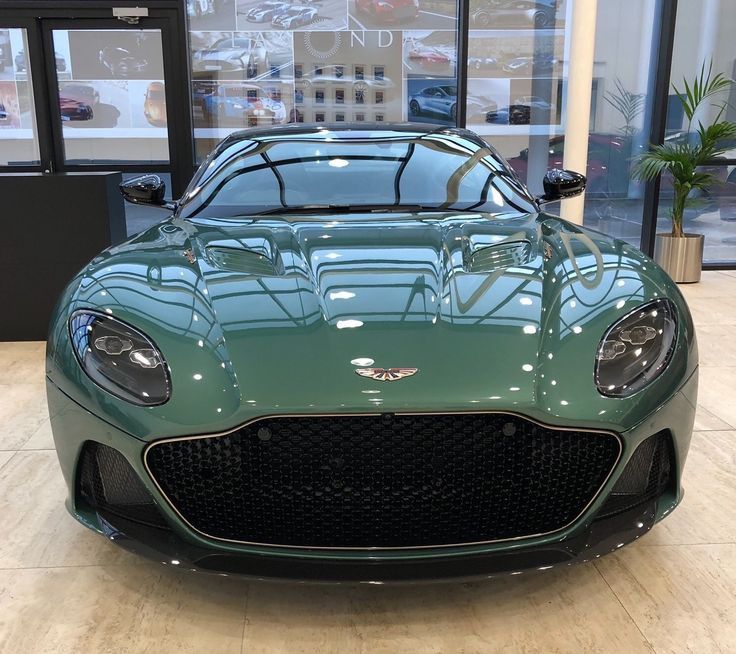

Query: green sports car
[{"left": 46, "top": 124, "right": 698, "bottom": 582}]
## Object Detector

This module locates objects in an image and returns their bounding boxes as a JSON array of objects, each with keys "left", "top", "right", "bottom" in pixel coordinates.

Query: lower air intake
[
  {"left": 596, "top": 431, "right": 673, "bottom": 520},
  {"left": 146, "top": 413, "right": 621, "bottom": 549},
  {"left": 77, "top": 441, "right": 170, "bottom": 530}
]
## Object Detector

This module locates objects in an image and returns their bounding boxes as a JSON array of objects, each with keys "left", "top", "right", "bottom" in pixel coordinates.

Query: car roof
[{"left": 219, "top": 122, "right": 474, "bottom": 143}]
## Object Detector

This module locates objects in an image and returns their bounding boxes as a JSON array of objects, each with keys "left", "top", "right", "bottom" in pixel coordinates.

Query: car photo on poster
[
  {"left": 143, "top": 81, "right": 167, "bottom": 127},
  {"left": 15, "top": 50, "right": 67, "bottom": 74},
  {"left": 0, "top": 82, "right": 21, "bottom": 127},
  {"left": 407, "top": 81, "right": 458, "bottom": 123},
  {"left": 192, "top": 34, "right": 270, "bottom": 77},
  {"left": 296, "top": 64, "right": 395, "bottom": 90},
  {"left": 66, "top": 30, "right": 164, "bottom": 81},
  {"left": 349, "top": 0, "right": 456, "bottom": 30},
  {"left": 468, "top": 30, "right": 563, "bottom": 79},
  {"left": 465, "top": 77, "right": 511, "bottom": 127},
  {"left": 403, "top": 31, "right": 456, "bottom": 78},
  {"left": 469, "top": 0, "right": 561, "bottom": 29},
  {"left": 58, "top": 80, "right": 129, "bottom": 128},
  {"left": 191, "top": 31, "right": 296, "bottom": 84},
  {"left": 0, "top": 30, "right": 12, "bottom": 81},
  {"left": 201, "top": 83, "right": 288, "bottom": 126},
  {"left": 187, "top": 0, "right": 237, "bottom": 30},
  {"left": 241, "top": 1, "right": 291, "bottom": 23},
  {"left": 58, "top": 83, "right": 98, "bottom": 122},
  {"left": 271, "top": 6, "right": 319, "bottom": 28},
  {"left": 98, "top": 47, "right": 148, "bottom": 78},
  {"left": 237, "top": 0, "right": 348, "bottom": 31},
  {"left": 502, "top": 53, "right": 559, "bottom": 75}
]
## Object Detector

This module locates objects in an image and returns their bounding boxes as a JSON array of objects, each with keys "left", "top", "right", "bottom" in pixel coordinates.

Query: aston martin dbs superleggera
[{"left": 47, "top": 124, "right": 697, "bottom": 582}]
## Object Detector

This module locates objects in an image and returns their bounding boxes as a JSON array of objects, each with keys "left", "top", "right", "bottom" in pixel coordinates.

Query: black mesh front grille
[
  {"left": 146, "top": 414, "right": 620, "bottom": 548},
  {"left": 77, "top": 441, "right": 170, "bottom": 530},
  {"left": 596, "top": 431, "right": 673, "bottom": 520}
]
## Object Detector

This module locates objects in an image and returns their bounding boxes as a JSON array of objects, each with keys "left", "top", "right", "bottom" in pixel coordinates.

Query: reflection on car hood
[{"left": 56, "top": 210, "right": 693, "bottom": 439}]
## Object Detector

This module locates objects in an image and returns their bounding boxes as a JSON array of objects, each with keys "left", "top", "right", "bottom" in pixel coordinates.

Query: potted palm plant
[{"left": 635, "top": 62, "right": 736, "bottom": 283}]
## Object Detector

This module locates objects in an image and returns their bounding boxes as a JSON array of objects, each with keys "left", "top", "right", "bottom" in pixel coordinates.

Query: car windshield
[{"left": 180, "top": 133, "right": 538, "bottom": 219}]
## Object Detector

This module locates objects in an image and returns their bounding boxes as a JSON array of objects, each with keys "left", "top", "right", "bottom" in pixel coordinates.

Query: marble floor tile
[
  {"left": 0, "top": 342, "right": 45, "bottom": 380},
  {"left": 678, "top": 271, "right": 736, "bottom": 299},
  {"left": 692, "top": 324, "right": 736, "bottom": 366},
  {"left": 0, "top": 382, "right": 49, "bottom": 451},
  {"left": 0, "top": 451, "right": 15, "bottom": 472},
  {"left": 242, "top": 565, "right": 654, "bottom": 654},
  {"left": 697, "top": 366, "right": 736, "bottom": 428},
  {"left": 684, "top": 296, "right": 736, "bottom": 326},
  {"left": 0, "top": 450, "right": 133, "bottom": 569},
  {"left": 20, "top": 419, "right": 55, "bottom": 451},
  {"left": 693, "top": 404, "right": 733, "bottom": 431},
  {"left": 641, "top": 431, "right": 736, "bottom": 545},
  {"left": 595, "top": 544, "right": 736, "bottom": 654},
  {"left": 0, "top": 565, "right": 248, "bottom": 654}
]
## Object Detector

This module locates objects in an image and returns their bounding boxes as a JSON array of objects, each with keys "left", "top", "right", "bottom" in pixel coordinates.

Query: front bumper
[{"left": 47, "top": 370, "right": 697, "bottom": 582}]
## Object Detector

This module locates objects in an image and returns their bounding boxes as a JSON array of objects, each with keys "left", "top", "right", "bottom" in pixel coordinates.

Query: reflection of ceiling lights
[
  {"left": 329, "top": 158, "right": 349, "bottom": 168},
  {"left": 329, "top": 291, "right": 355, "bottom": 300},
  {"left": 336, "top": 319, "right": 363, "bottom": 329},
  {"left": 351, "top": 357, "right": 374, "bottom": 366}
]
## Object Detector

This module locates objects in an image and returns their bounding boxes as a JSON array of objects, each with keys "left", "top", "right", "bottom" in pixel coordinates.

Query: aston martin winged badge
[{"left": 355, "top": 367, "right": 418, "bottom": 381}]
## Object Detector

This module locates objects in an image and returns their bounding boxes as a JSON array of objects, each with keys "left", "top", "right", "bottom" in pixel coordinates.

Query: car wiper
[{"left": 254, "top": 204, "right": 472, "bottom": 216}]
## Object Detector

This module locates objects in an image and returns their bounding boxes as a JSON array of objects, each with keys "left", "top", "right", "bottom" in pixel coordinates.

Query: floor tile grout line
[
  {"left": 0, "top": 562, "right": 157, "bottom": 572},
  {"left": 592, "top": 562, "right": 658, "bottom": 653},
  {"left": 0, "top": 450, "right": 20, "bottom": 474},
  {"left": 239, "top": 581, "right": 250, "bottom": 654},
  {"left": 633, "top": 542, "right": 736, "bottom": 548}
]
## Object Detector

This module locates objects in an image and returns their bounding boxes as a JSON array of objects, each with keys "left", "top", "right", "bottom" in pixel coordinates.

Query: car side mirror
[
  {"left": 119, "top": 174, "right": 175, "bottom": 210},
  {"left": 539, "top": 168, "right": 586, "bottom": 203}
]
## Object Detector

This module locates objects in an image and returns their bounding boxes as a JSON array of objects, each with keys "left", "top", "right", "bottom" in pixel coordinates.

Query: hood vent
[
  {"left": 205, "top": 240, "right": 284, "bottom": 277},
  {"left": 465, "top": 239, "right": 533, "bottom": 273}
]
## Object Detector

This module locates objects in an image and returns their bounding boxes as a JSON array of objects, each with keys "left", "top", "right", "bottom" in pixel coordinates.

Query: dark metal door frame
[{"left": 0, "top": 2, "right": 194, "bottom": 197}]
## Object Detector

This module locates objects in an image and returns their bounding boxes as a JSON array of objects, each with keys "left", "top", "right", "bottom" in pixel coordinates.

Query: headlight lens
[
  {"left": 595, "top": 299, "right": 677, "bottom": 397},
  {"left": 69, "top": 311, "right": 171, "bottom": 406}
]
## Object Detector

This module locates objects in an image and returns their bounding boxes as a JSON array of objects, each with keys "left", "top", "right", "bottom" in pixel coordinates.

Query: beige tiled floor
[{"left": 0, "top": 272, "right": 734, "bottom": 654}]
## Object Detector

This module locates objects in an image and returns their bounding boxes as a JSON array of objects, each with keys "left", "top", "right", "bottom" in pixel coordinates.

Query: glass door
[
  {"left": 35, "top": 17, "right": 192, "bottom": 234},
  {"left": 48, "top": 26, "right": 170, "bottom": 166},
  {"left": 0, "top": 25, "right": 42, "bottom": 167}
]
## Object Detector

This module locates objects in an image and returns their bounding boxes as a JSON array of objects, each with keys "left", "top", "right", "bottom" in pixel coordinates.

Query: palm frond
[
  {"left": 633, "top": 143, "right": 699, "bottom": 182},
  {"left": 603, "top": 78, "right": 646, "bottom": 135},
  {"left": 673, "top": 60, "right": 735, "bottom": 124},
  {"left": 696, "top": 120, "right": 736, "bottom": 157}
]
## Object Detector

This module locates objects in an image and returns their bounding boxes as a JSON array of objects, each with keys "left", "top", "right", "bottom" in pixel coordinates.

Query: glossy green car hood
[{"left": 47, "top": 210, "right": 697, "bottom": 440}]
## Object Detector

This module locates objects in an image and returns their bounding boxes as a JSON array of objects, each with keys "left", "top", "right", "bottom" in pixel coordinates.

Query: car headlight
[
  {"left": 595, "top": 299, "right": 677, "bottom": 398},
  {"left": 69, "top": 310, "right": 171, "bottom": 406}
]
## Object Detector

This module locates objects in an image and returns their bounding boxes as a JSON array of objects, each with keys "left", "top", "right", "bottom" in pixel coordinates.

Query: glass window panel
[
  {"left": 465, "top": 18, "right": 567, "bottom": 197},
  {"left": 189, "top": 1, "right": 460, "bottom": 161},
  {"left": 53, "top": 29, "right": 169, "bottom": 165},
  {"left": 581, "top": 2, "right": 661, "bottom": 248},
  {"left": 658, "top": 0, "right": 736, "bottom": 263},
  {"left": 0, "top": 28, "right": 41, "bottom": 165}
]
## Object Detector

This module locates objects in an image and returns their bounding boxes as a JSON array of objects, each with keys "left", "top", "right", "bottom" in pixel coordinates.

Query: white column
[{"left": 561, "top": 0, "right": 599, "bottom": 224}]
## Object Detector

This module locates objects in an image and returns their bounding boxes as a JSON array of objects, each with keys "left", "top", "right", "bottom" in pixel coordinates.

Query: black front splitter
[{"left": 91, "top": 502, "right": 656, "bottom": 584}]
